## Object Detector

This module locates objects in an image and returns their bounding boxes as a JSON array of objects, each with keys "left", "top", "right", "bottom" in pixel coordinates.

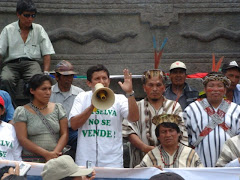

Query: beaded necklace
[
  {"left": 160, "top": 145, "right": 179, "bottom": 166},
  {"left": 30, "top": 102, "right": 48, "bottom": 110}
]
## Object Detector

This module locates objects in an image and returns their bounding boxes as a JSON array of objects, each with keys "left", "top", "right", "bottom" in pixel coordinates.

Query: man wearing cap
[
  {"left": 184, "top": 72, "right": 240, "bottom": 167},
  {"left": 0, "top": 96, "right": 22, "bottom": 161},
  {"left": 122, "top": 69, "right": 188, "bottom": 168},
  {"left": 41, "top": 155, "right": 96, "bottom": 180},
  {"left": 0, "top": 0, "right": 55, "bottom": 107},
  {"left": 221, "top": 61, "right": 240, "bottom": 105},
  {"left": 0, "top": 90, "right": 14, "bottom": 124},
  {"left": 50, "top": 60, "right": 84, "bottom": 153},
  {"left": 164, "top": 61, "right": 199, "bottom": 110},
  {"left": 136, "top": 114, "right": 202, "bottom": 168}
]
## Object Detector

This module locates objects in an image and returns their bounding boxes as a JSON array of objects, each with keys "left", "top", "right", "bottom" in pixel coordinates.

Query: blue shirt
[
  {"left": 0, "top": 90, "right": 14, "bottom": 122},
  {"left": 233, "top": 84, "right": 240, "bottom": 105},
  {"left": 164, "top": 83, "right": 199, "bottom": 110}
]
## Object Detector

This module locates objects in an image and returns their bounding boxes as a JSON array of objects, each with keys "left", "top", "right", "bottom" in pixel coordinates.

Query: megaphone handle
[{"left": 93, "top": 107, "right": 98, "bottom": 112}]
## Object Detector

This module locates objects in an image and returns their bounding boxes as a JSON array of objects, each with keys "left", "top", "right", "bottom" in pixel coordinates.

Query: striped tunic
[
  {"left": 136, "top": 144, "right": 203, "bottom": 168},
  {"left": 216, "top": 135, "right": 240, "bottom": 167},
  {"left": 122, "top": 97, "right": 188, "bottom": 167},
  {"left": 184, "top": 99, "right": 240, "bottom": 167}
]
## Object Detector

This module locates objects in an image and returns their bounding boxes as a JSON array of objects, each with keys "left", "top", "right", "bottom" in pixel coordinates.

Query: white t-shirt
[
  {"left": 0, "top": 121, "right": 22, "bottom": 161},
  {"left": 69, "top": 91, "right": 128, "bottom": 167}
]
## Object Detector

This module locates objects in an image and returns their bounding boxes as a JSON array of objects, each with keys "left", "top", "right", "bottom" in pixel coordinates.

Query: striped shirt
[
  {"left": 136, "top": 143, "right": 203, "bottom": 168},
  {"left": 216, "top": 135, "right": 240, "bottom": 167},
  {"left": 184, "top": 98, "right": 240, "bottom": 167},
  {"left": 122, "top": 97, "right": 188, "bottom": 167}
]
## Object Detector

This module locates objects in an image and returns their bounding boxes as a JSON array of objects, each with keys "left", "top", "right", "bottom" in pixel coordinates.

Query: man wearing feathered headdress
[
  {"left": 184, "top": 71, "right": 240, "bottom": 167},
  {"left": 123, "top": 69, "right": 188, "bottom": 167},
  {"left": 136, "top": 114, "right": 202, "bottom": 168}
]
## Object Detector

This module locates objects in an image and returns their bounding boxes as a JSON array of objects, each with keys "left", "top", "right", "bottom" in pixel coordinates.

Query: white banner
[{"left": 1, "top": 160, "right": 240, "bottom": 180}]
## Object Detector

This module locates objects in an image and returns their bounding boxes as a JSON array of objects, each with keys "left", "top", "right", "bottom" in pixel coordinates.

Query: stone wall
[
  {"left": 0, "top": 0, "right": 239, "bottom": 104},
  {"left": 0, "top": 0, "right": 239, "bottom": 76}
]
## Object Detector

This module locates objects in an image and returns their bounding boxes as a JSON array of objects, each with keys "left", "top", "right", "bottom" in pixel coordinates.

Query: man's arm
[
  {"left": 128, "top": 133, "right": 154, "bottom": 153},
  {"left": 118, "top": 69, "right": 139, "bottom": 122},
  {"left": 225, "top": 158, "right": 240, "bottom": 167},
  {"left": 70, "top": 104, "right": 95, "bottom": 130},
  {"left": 43, "top": 54, "right": 51, "bottom": 72}
]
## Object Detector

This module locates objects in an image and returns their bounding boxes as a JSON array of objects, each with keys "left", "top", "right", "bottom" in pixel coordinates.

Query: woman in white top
[{"left": 0, "top": 96, "right": 22, "bottom": 161}]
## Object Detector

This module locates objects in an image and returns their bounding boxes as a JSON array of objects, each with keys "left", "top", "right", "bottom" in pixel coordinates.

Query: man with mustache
[
  {"left": 136, "top": 114, "right": 202, "bottom": 168},
  {"left": 164, "top": 61, "right": 199, "bottom": 110},
  {"left": 184, "top": 72, "right": 240, "bottom": 167},
  {"left": 50, "top": 60, "right": 84, "bottom": 156},
  {"left": 123, "top": 69, "right": 188, "bottom": 167}
]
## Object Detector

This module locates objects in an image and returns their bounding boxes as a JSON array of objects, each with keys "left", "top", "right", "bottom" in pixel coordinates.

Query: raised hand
[{"left": 118, "top": 69, "right": 133, "bottom": 94}]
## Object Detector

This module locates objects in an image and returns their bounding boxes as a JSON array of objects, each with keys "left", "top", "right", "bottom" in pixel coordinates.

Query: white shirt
[
  {"left": 184, "top": 99, "right": 240, "bottom": 167},
  {"left": 50, "top": 83, "right": 84, "bottom": 127},
  {"left": 69, "top": 91, "right": 129, "bottom": 167},
  {"left": 0, "top": 121, "right": 22, "bottom": 161}
]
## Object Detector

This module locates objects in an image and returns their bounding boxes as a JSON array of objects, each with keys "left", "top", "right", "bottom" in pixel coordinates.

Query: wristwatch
[
  {"left": 126, "top": 91, "right": 135, "bottom": 98},
  {"left": 43, "top": 71, "right": 50, "bottom": 75}
]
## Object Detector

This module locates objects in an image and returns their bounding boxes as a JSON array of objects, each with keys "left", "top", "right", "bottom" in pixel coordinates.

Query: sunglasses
[{"left": 22, "top": 14, "right": 36, "bottom": 18}]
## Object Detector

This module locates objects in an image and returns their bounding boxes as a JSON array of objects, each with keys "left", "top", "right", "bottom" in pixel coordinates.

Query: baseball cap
[
  {"left": 169, "top": 61, "right": 187, "bottom": 71},
  {"left": 41, "top": 155, "right": 93, "bottom": 180},
  {"left": 55, "top": 60, "right": 77, "bottom": 75},
  {"left": 222, "top": 61, "right": 240, "bottom": 72},
  {"left": 149, "top": 172, "right": 185, "bottom": 180},
  {"left": 0, "top": 96, "right": 5, "bottom": 107}
]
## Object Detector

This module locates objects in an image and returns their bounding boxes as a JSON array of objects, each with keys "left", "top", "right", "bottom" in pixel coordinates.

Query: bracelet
[
  {"left": 43, "top": 71, "right": 50, "bottom": 75},
  {"left": 126, "top": 91, "right": 135, "bottom": 98}
]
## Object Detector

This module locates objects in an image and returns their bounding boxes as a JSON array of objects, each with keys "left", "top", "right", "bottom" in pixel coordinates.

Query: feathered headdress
[
  {"left": 152, "top": 114, "right": 182, "bottom": 126},
  {"left": 212, "top": 53, "right": 224, "bottom": 72},
  {"left": 202, "top": 54, "right": 230, "bottom": 87},
  {"left": 153, "top": 36, "right": 168, "bottom": 69}
]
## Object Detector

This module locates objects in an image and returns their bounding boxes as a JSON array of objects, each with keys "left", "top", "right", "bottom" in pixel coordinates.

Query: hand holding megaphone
[{"left": 92, "top": 83, "right": 115, "bottom": 110}]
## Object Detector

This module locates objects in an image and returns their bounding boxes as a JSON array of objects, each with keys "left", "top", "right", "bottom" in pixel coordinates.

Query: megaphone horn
[{"left": 92, "top": 83, "right": 115, "bottom": 110}]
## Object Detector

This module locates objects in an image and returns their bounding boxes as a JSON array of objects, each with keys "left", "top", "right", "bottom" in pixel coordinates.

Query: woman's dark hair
[
  {"left": 86, "top": 64, "right": 110, "bottom": 82},
  {"left": 155, "top": 122, "right": 181, "bottom": 144},
  {"left": 16, "top": 0, "right": 37, "bottom": 15},
  {"left": 61, "top": 177, "right": 74, "bottom": 180},
  {"left": 24, "top": 74, "right": 53, "bottom": 99},
  {"left": 0, "top": 166, "right": 14, "bottom": 179},
  {"left": 2, "top": 175, "right": 26, "bottom": 180}
]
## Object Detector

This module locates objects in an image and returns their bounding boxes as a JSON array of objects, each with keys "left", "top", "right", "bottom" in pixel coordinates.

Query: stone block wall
[
  {"left": 0, "top": 0, "right": 239, "bottom": 75},
  {"left": 0, "top": 0, "right": 239, "bottom": 103}
]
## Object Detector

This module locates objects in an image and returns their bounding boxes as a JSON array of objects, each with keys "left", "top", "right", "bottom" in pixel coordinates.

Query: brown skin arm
[
  {"left": 153, "top": 165, "right": 163, "bottom": 170},
  {"left": 14, "top": 118, "right": 68, "bottom": 162},
  {"left": 53, "top": 117, "right": 68, "bottom": 153},
  {"left": 128, "top": 133, "right": 154, "bottom": 153},
  {"left": 14, "top": 122, "right": 58, "bottom": 161},
  {"left": 70, "top": 104, "right": 95, "bottom": 130},
  {"left": 127, "top": 96, "right": 139, "bottom": 122},
  {"left": 82, "top": 170, "right": 96, "bottom": 180},
  {"left": 118, "top": 69, "right": 139, "bottom": 122},
  {"left": 43, "top": 54, "right": 51, "bottom": 71}
]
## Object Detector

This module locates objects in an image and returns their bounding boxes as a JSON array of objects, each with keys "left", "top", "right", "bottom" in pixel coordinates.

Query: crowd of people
[{"left": 0, "top": 0, "right": 240, "bottom": 179}]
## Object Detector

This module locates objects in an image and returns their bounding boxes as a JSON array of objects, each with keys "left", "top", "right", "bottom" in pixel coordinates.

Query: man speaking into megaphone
[{"left": 69, "top": 64, "right": 139, "bottom": 168}]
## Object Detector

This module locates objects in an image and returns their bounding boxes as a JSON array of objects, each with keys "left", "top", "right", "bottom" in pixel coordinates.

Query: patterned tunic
[
  {"left": 216, "top": 135, "right": 240, "bottom": 167},
  {"left": 122, "top": 97, "right": 188, "bottom": 167},
  {"left": 184, "top": 98, "right": 240, "bottom": 167},
  {"left": 136, "top": 144, "right": 203, "bottom": 168}
]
